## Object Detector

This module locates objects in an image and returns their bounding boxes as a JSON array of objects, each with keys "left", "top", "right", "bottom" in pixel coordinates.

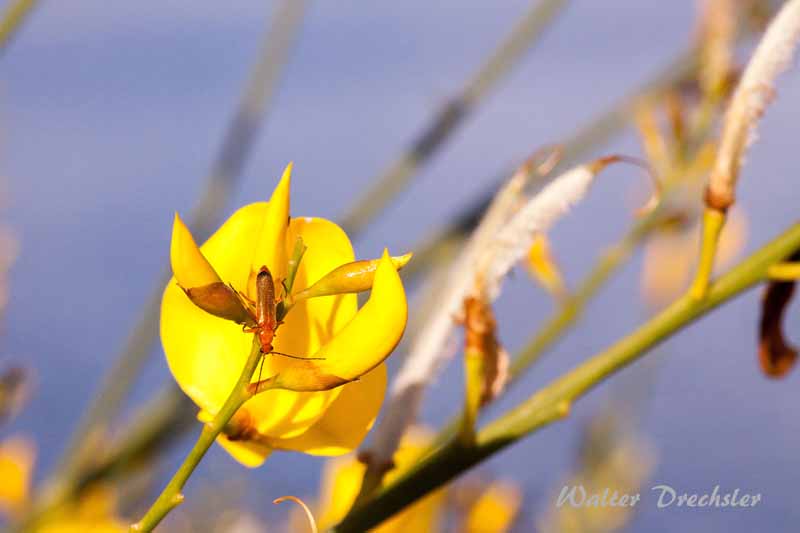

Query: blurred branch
[
  {"left": 420, "top": 201, "right": 676, "bottom": 456},
  {"left": 509, "top": 211, "right": 662, "bottom": 378},
  {"left": 0, "top": 366, "right": 30, "bottom": 423},
  {"left": 340, "top": 0, "right": 568, "bottom": 234},
  {"left": 333, "top": 221, "right": 800, "bottom": 532},
  {"left": 16, "top": 387, "right": 196, "bottom": 531},
  {"left": 401, "top": 45, "right": 699, "bottom": 284},
  {"left": 691, "top": 0, "right": 800, "bottom": 299},
  {"left": 462, "top": 49, "right": 698, "bottom": 233},
  {"left": 0, "top": 0, "right": 39, "bottom": 55},
  {"left": 46, "top": 0, "right": 309, "bottom": 498}
]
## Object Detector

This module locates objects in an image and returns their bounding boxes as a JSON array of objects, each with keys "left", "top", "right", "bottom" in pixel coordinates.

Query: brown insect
[
  {"left": 242, "top": 266, "right": 320, "bottom": 394},
  {"left": 244, "top": 266, "right": 279, "bottom": 354},
  {"left": 243, "top": 266, "right": 309, "bottom": 358}
]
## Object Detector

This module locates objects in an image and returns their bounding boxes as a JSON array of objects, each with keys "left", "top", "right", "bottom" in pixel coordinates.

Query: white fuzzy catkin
[
  {"left": 364, "top": 158, "right": 602, "bottom": 467},
  {"left": 710, "top": 0, "right": 800, "bottom": 203},
  {"left": 363, "top": 162, "right": 533, "bottom": 467},
  {"left": 481, "top": 164, "right": 597, "bottom": 299}
]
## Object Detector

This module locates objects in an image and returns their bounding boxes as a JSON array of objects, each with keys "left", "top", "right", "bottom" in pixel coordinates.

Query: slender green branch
[
  {"left": 425, "top": 203, "right": 667, "bottom": 454},
  {"left": 510, "top": 212, "right": 660, "bottom": 378},
  {"left": 49, "top": 0, "right": 308, "bottom": 492},
  {"left": 0, "top": 0, "right": 39, "bottom": 55},
  {"left": 689, "top": 207, "right": 726, "bottom": 299},
  {"left": 332, "top": 222, "right": 800, "bottom": 533},
  {"left": 340, "top": 0, "right": 568, "bottom": 234},
  {"left": 459, "top": 348, "right": 483, "bottom": 445},
  {"left": 130, "top": 339, "right": 263, "bottom": 532},
  {"left": 277, "top": 236, "right": 307, "bottom": 320}
]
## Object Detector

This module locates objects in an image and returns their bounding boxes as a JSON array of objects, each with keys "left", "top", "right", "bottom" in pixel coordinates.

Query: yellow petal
[
  {"left": 294, "top": 253, "right": 413, "bottom": 301},
  {"left": 162, "top": 205, "right": 265, "bottom": 418},
  {"left": 162, "top": 204, "right": 365, "bottom": 465},
  {"left": 316, "top": 429, "right": 445, "bottom": 533},
  {"left": 0, "top": 436, "right": 35, "bottom": 518},
  {"left": 170, "top": 213, "right": 222, "bottom": 288},
  {"left": 241, "top": 217, "right": 358, "bottom": 442},
  {"left": 162, "top": 207, "right": 355, "bottom": 444},
  {"left": 525, "top": 234, "right": 567, "bottom": 299},
  {"left": 252, "top": 163, "right": 292, "bottom": 285},
  {"left": 465, "top": 481, "right": 522, "bottom": 533},
  {"left": 267, "top": 363, "right": 387, "bottom": 455},
  {"left": 271, "top": 249, "right": 407, "bottom": 391},
  {"left": 36, "top": 485, "right": 128, "bottom": 533}
]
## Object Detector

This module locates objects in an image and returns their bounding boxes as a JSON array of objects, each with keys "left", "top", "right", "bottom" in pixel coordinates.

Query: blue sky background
[{"left": 2, "top": 1, "right": 799, "bottom": 531}]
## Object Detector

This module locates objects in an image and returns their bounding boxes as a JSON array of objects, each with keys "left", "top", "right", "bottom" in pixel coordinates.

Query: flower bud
[
  {"left": 259, "top": 250, "right": 407, "bottom": 392},
  {"left": 293, "top": 252, "right": 412, "bottom": 302}
]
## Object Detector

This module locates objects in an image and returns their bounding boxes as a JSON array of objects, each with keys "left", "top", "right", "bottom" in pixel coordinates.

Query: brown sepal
[
  {"left": 759, "top": 279, "right": 798, "bottom": 378},
  {"left": 183, "top": 282, "right": 256, "bottom": 327}
]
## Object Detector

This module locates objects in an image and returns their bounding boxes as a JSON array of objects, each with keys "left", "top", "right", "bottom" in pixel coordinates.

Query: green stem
[
  {"left": 277, "top": 236, "right": 307, "bottom": 321},
  {"left": 689, "top": 207, "right": 726, "bottom": 300},
  {"left": 0, "top": 0, "right": 39, "bottom": 54},
  {"left": 332, "top": 222, "right": 800, "bottom": 532},
  {"left": 427, "top": 207, "right": 663, "bottom": 452},
  {"left": 510, "top": 213, "right": 658, "bottom": 378},
  {"left": 459, "top": 350, "right": 484, "bottom": 445},
  {"left": 130, "top": 339, "right": 262, "bottom": 532}
]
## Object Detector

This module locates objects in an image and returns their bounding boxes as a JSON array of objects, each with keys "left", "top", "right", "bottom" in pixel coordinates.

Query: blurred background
[{"left": 1, "top": 0, "right": 799, "bottom": 531}]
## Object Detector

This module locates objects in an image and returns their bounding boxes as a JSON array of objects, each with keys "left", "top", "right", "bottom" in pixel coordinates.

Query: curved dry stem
[{"left": 274, "top": 496, "right": 318, "bottom": 533}]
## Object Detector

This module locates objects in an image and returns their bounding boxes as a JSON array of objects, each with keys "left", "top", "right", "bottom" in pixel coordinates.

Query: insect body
[
  {"left": 243, "top": 265, "right": 321, "bottom": 367},
  {"left": 244, "top": 265, "right": 278, "bottom": 354}
]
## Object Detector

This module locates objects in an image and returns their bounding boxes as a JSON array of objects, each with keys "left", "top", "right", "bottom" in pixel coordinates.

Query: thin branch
[
  {"left": 692, "top": 0, "right": 800, "bottom": 298},
  {"left": 47, "top": 0, "right": 309, "bottom": 491},
  {"left": 340, "top": 0, "right": 568, "bottom": 234},
  {"left": 332, "top": 221, "right": 800, "bottom": 533},
  {"left": 358, "top": 152, "right": 551, "bottom": 493},
  {"left": 402, "top": 45, "right": 700, "bottom": 280},
  {"left": 131, "top": 339, "right": 263, "bottom": 532},
  {"left": 0, "top": 0, "right": 39, "bottom": 55}
]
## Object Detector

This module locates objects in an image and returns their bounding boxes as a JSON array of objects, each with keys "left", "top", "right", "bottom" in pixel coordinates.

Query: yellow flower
[
  {"left": 34, "top": 487, "right": 128, "bottom": 533},
  {"left": 0, "top": 436, "right": 126, "bottom": 532},
  {"left": 162, "top": 164, "right": 409, "bottom": 467},
  {"left": 464, "top": 481, "right": 522, "bottom": 533},
  {"left": 0, "top": 436, "right": 35, "bottom": 518},
  {"left": 316, "top": 429, "right": 446, "bottom": 532}
]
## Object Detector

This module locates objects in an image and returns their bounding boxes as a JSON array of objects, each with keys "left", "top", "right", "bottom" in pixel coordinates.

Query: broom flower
[{"left": 161, "top": 164, "right": 409, "bottom": 466}]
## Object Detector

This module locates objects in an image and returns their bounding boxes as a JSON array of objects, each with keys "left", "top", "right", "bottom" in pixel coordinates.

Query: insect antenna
[
  {"left": 255, "top": 353, "right": 266, "bottom": 394},
  {"left": 269, "top": 350, "right": 325, "bottom": 361}
]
